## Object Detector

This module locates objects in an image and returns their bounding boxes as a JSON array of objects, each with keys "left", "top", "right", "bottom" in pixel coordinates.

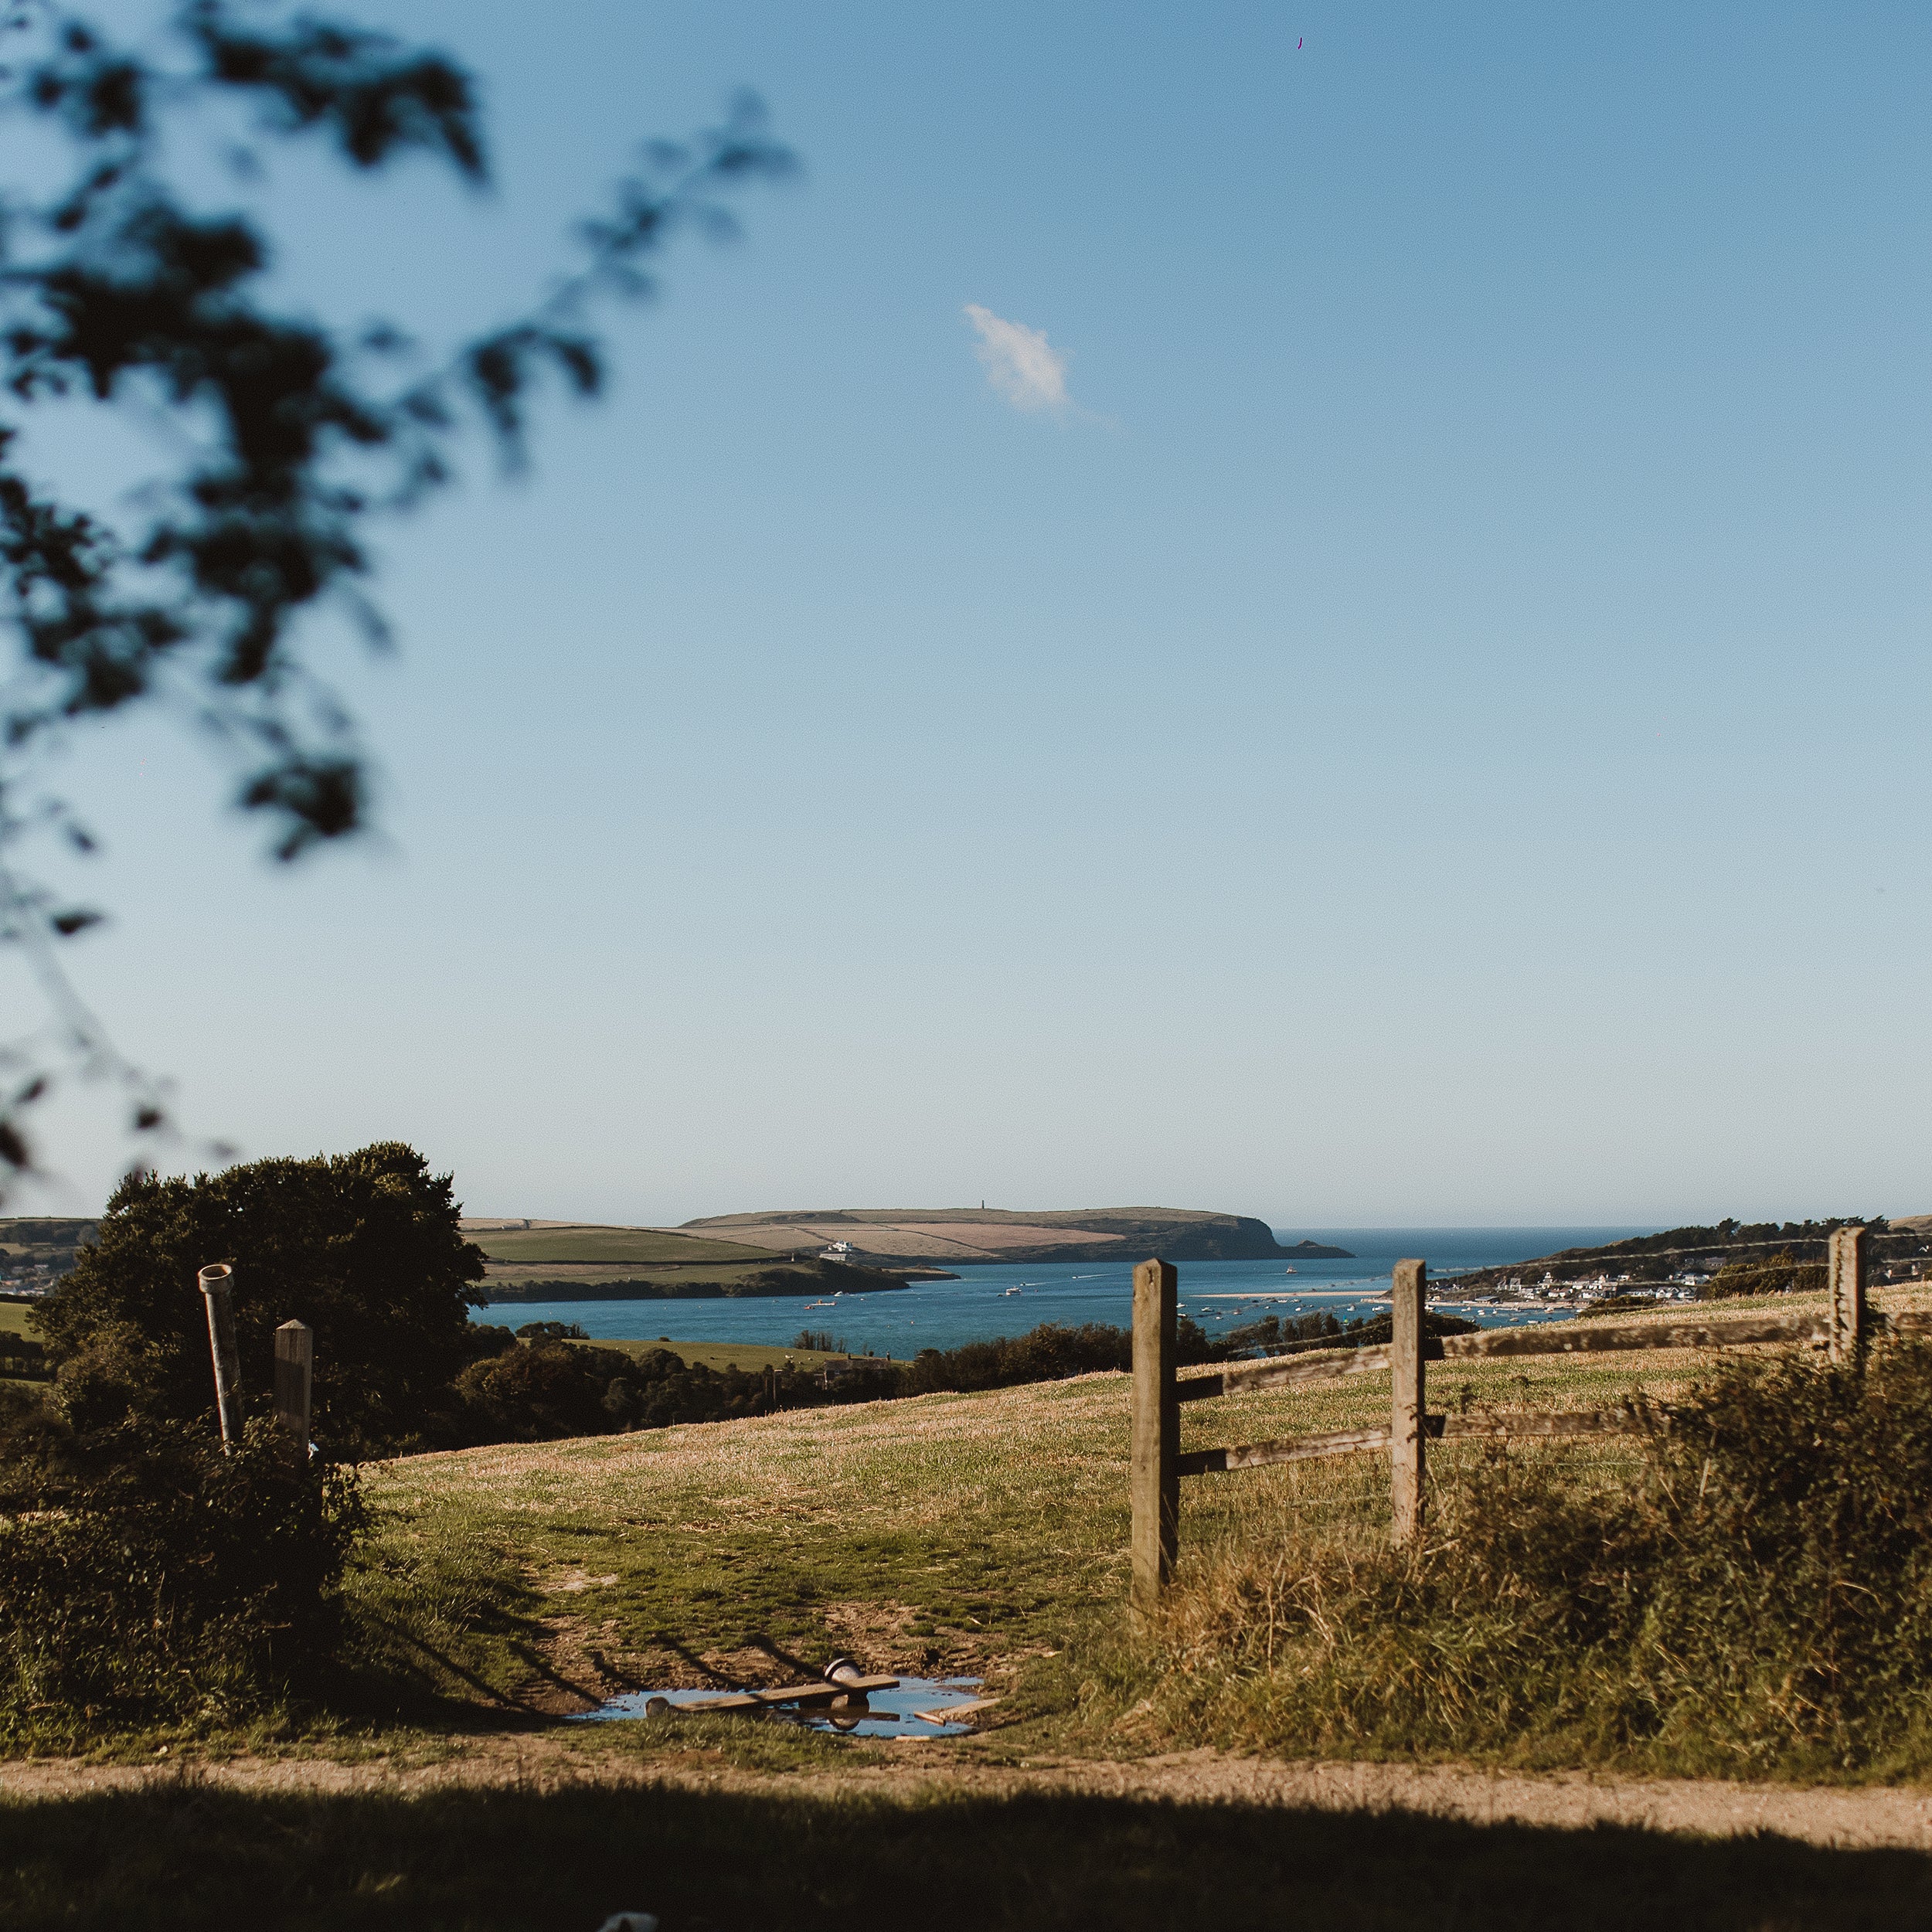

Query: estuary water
[{"left": 473, "top": 1226, "right": 1650, "bottom": 1356}]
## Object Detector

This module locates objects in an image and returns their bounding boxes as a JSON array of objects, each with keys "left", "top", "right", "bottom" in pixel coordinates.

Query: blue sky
[{"left": 11, "top": 1, "right": 1930, "bottom": 1226}]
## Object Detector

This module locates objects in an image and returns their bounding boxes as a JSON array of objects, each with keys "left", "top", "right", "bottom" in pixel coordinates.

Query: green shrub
[
  {"left": 1125, "top": 1340, "right": 1932, "bottom": 1778},
  {"left": 0, "top": 1416, "right": 362, "bottom": 1746}
]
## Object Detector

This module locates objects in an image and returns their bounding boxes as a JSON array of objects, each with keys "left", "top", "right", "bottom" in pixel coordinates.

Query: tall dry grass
[{"left": 1094, "top": 1341, "right": 1932, "bottom": 1781}]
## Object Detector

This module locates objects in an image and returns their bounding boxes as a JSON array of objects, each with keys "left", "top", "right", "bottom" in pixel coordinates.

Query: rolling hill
[{"left": 673, "top": 1206, "right": 1309, "bottom": 1267}]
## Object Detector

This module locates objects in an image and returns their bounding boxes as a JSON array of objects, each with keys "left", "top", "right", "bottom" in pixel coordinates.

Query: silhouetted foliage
[
  {"left": 33, "top": 1140, "right": 487, "bottom": 1454},
  {"left": 454, "top": 1339, "right": 639, "bottom": 1442},
  {"left": 0, "top": 2, "right": 793, "bottom": 1189},
  {"left": 0, "top": 1412, "right": 362, "bottom": 1745}
]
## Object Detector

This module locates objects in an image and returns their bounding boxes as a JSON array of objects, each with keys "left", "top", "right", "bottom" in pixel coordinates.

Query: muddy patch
[{"left": 510, "top": 1614, "right": 651, "bottom": 1716}]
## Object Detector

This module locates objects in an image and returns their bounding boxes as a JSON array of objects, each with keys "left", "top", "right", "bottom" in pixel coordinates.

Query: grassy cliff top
[
  {"left": 681, "top": 1204, "right": 1250, "bottom": 1230},
  {"left": 672, "top": 1206, "right": 1287, "bottom": 1264}
]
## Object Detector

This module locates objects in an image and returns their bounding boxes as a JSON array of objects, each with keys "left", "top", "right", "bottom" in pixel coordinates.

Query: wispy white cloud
[{"left": 964, "top": 303, "right": 1071, "bottom": 413}]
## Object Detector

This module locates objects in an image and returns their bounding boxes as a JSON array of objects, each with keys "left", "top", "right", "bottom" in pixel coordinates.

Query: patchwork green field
[{"left": 468, "top": 1225, "right": 781, "bottom": 1267}]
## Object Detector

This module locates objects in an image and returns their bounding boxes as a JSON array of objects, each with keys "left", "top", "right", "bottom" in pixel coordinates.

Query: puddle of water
[{"left": 574, "top": 1675, "right": 986, "bottom": 1739}]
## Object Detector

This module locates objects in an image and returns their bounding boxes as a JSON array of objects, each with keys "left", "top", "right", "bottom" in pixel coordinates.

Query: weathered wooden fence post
[
  {"left": 1131, "top": 1256, "right": 1179, "bottom": 1614},
  {"left": 198, "top": 1263, "right": 242, "bottom": 1449},
  {"left": 1828, "top": 1225, "right": 1867, "bottom": 1367},
  {"left": 274, "top": 1319, "right": 313, "bottom": 1450},
  {"left": 1389, "top": 1258, "right": 1427, "bottom": 1547}
]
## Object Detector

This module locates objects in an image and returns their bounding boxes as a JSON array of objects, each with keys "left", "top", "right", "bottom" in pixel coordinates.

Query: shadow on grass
[{"left": 2, "top": 1777, "right": 1929, "bottom": 1930}]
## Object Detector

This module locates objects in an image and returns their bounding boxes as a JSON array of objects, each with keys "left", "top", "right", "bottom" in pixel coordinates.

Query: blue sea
[{"left": 474, "top": 1226, "right": 1651, "bottom": 1355}]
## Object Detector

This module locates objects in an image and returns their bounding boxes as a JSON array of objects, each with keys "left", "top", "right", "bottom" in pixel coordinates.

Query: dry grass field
[
  {"left": 355, "top": 1283, "right": 1930, "bottom": 1723},
  {"left": 10, "top": 1286, "right": 1932, "bottom": 1929}
]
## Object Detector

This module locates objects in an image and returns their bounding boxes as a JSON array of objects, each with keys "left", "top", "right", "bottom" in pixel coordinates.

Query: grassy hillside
[
  {"left": 473, "top": 1257, "right": 906, "bottom": 1302},
  {"left": 12, "top": 1291, "right": 1932, "bottom": 1930},
  {"left": 0, "top": 1217, "right": 94, "bottom": 1281},
  {"left": 673, "top": 1205, "right": 1291, "bottom": 1265},
  {"left": 358, "top": 1282, "right": 1918, "bottom": 1725},
  {"left": 1445, "top": 1218, "right": 1932, "bottom": 1294}
]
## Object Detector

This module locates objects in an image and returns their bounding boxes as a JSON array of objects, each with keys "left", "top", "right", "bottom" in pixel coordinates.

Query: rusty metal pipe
[{"left": 199, "top": 1263, "right": 241, "bottom": 1449}]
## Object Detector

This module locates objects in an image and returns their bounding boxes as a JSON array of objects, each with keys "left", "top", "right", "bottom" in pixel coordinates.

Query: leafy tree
[
  {"left": 0, "top": 2, "right": 792, "bottom": 1192},
  {"left": 36, "top": 1139, "right": 488, "bottom": 1452}
]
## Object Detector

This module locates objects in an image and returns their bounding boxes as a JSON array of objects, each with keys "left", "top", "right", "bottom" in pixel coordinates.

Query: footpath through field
[{"left": 5, "top": 1743, "right": 1932, "bottom": 1852}]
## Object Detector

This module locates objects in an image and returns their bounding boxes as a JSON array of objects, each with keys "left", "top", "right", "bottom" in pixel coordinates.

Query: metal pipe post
[{"left": 199, "top": 1263, "right": 242, "bottom": 1448}]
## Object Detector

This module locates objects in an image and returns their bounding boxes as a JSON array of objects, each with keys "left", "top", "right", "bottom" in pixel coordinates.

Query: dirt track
[{"left": 6, "top": 1740, "right": 1932, "bottom": 1852}]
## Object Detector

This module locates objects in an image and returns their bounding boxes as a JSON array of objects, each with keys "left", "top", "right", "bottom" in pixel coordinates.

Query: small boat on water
[{"left": 804, "top": 1298, "right": 835, "bottom": 1310}]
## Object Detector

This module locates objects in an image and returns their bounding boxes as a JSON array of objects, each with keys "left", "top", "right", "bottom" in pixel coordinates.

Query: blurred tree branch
[{"left": 0, "top": 0, "right": 794, "bottom": 1198}]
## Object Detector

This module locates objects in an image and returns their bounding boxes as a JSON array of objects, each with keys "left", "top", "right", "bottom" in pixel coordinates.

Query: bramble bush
[{"left": 0, "top": 1410, "right": 362, "bottom": 1747}]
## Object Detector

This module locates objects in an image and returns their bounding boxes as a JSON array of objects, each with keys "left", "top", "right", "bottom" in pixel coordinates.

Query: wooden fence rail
[{"left": 1131, "top": 1226, "right": 1879, "bottom": 1612}]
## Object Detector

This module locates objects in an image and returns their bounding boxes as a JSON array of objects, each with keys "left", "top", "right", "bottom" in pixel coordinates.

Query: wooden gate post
[
  {"left": 198, "top": 1263, "right": 242, "bottom": 1449},
  {"left": 274, "top": 1320, "right": 313, "bottom": 1450},
  {"left": 1131, "top": 1257, "right": 1179, "bottom": 1615},
  {"left": 1390, "top": 1259, "right": 1427, "bottom": 1547},
  {"left": 1828, "top": 1226, "right": 1867, "bottom": 1367}
]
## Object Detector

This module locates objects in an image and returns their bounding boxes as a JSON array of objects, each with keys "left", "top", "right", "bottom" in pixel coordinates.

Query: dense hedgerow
[
  {"left": 1110, "top": 1341, "right": 1932, "bottom": 1779},
  {"left": 1218, "top": 1308, "right": 1481, "bottom": 1355},
  {"left": 0, "top": 1409, "right": 362, "bottom": 1747},
  {"left": 453, "top": 1319, "right": 1230, "bottom": 1444},
  {"left": 453, "top": 1339, "right": 798, "bottom": 1438}
]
